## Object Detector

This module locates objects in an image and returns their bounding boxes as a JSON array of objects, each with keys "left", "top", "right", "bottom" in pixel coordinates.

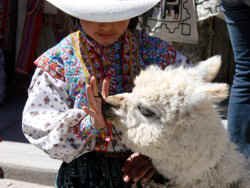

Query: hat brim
[{"left": 46, "top": 0, "right": 160, "bottom": 22}]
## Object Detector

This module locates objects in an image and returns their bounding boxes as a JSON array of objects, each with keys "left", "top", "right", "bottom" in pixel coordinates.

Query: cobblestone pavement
[{"left": 0, "top": 179, "right": 53, "bottom": 188}]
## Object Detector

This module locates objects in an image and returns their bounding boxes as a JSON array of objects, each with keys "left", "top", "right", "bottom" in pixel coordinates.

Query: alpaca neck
[{"left": 152, "top": 114, "right": 230, "bottom": 185}]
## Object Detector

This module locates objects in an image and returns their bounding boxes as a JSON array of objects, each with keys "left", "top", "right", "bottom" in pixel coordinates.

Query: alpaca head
[{"left": 104, "top": 56, "right": 229, "bottom": 181}]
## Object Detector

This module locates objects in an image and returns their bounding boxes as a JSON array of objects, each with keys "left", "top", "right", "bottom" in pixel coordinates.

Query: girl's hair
[{"left": 128, "top": 17, "right": 139, "bottom": 31}]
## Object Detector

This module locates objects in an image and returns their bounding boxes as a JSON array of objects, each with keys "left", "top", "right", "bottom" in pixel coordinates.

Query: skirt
[{"left": 56, "top": 151, "right": 141, "bottom": 188}]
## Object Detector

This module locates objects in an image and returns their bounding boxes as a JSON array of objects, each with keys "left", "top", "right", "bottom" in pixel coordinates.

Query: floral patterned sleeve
[{"left": 22, "top": 68, "right": 98, "bottom": 163}]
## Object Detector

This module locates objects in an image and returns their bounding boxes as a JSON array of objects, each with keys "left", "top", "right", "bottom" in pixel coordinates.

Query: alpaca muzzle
[
  {"left": 102, "top": 100, "right": 114, "bottom": 119},
  {"left": 102, "top": 95, "right": 124, "bottom": 119}
]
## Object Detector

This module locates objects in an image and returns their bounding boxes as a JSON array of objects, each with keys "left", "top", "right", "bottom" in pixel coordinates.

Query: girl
[{"left": 22, "top": 0, "right": 189, "bottom": 187}]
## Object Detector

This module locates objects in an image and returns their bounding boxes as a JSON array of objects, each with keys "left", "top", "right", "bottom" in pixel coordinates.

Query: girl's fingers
[
  {"left": 122, "top": 153, "right": 155, "bottom": 183},
  {"left": 123, "top": 175, "right": 130, "bottom": 183},
  {"left": 84, "top": 76, "right": 107, "bottom": 129},
  {"left": 86, "top": 84, "right": 97, "bottom": 110},
  {"left": 122, "top": 152, "right": 140, "bottom": 173},
  {"left": 82, "top": 106, "right": 105, "bottom": 129},
  {"left": 82, "top": 106, "right": 96, "bottom": 119},
  {"left": 90, "top": 76, "right": 99, "bottom": 97},
  {"left": 102, "top": 77, "right": 110, "bottom": 99},
  {"left": 125, "top": 158, "right": 152, "bottom": 182},
  {"left": 133, "top": 166, "right": 155, "bottom": 183},
  {"left": 141, "top": 168, "right": 156, "bottom": 184}
]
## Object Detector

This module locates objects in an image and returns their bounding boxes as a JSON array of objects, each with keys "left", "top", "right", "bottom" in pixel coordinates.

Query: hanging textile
[
  {"left": 16, "top": 0, "right": 43, "bottom": 74},
  {"left": 139, "top": 0, "right": 221, "bottom": 44},
  {"left": 196, "top": 0, "right": 221, "bottom": 21},
  {"left": 0, "top": 0, "right": 8, "bottom": 39},
  {"left": 0, "top": 0, "right": 8, "bottom": 104}
]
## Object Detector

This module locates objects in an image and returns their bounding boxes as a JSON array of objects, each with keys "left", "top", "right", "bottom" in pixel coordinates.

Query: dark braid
[{"left": 128, "top": 17, "right": 139, "bottom": 31}]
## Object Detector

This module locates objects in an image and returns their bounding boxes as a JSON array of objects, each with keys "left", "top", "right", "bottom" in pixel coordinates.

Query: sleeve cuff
[{"left": 80, "top": 115, "right": 100, "bottom": 139}]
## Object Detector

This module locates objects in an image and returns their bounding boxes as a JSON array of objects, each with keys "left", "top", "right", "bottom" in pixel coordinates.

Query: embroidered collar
[{"left": 77, "top": 28, "right": 140, "bottom": 93}]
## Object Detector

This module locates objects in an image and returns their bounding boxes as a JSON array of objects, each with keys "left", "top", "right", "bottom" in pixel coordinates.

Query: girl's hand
[
  {"left": 83, "top": 76, "right": 110, "bottom": 129},
  {"left": 122, "top": 153, "right": 156, "bottom": 185}
]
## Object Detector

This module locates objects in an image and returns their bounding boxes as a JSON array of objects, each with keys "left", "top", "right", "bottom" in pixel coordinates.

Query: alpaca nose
[
  {"left": 102, "top": 95, "right": 124, "bottom": 119},
  {"left": 104, "top": 95, "right": 125, "bottom": 107},
  {"left": 102, "top": 99, "right": 113, "bottom": 111}
]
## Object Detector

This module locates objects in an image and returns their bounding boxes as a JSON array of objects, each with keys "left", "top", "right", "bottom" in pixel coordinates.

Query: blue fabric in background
[{"left": 221, "top": 0, "right": 250, "bottom": 157}]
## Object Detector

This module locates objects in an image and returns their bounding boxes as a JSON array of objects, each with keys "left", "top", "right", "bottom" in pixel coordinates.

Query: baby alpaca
[{"left": 104, "top": 56, "right": 250, "bottom": 188}]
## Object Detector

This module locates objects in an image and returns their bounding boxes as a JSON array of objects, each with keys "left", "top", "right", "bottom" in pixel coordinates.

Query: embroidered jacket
[{"left": 22, "top": 30, "right": 189, "bottom": 163}]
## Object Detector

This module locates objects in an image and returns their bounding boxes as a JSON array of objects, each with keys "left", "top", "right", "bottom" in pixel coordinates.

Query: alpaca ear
[
  {"left": 196, "top": 55, "right": 222, "bottom": 82},
  {"left": 194, "top": 83, "right": 229, "bottom": 103}
]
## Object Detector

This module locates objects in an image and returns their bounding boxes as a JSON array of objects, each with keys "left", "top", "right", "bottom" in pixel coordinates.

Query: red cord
[
  {"left": 97, "top": 121, "right": 113, "bottom": 152},
  {"left": 104, "top": 121, "right": 113, "bottom": 152}
]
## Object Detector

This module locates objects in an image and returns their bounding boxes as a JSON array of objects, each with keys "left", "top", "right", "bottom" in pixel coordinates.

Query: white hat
[{"left": 46, "top": 0, "right": 160, "bottom": 22}]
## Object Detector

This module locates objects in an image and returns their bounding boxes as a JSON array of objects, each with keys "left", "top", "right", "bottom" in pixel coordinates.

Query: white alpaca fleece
[{"left": 105, "top": 56, "right": 250, "bottom": 188}]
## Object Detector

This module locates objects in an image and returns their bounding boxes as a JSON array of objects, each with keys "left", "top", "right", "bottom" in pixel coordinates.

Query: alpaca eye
[{"left": 137, "top": 104, "right": 157, "bottom": 118}]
